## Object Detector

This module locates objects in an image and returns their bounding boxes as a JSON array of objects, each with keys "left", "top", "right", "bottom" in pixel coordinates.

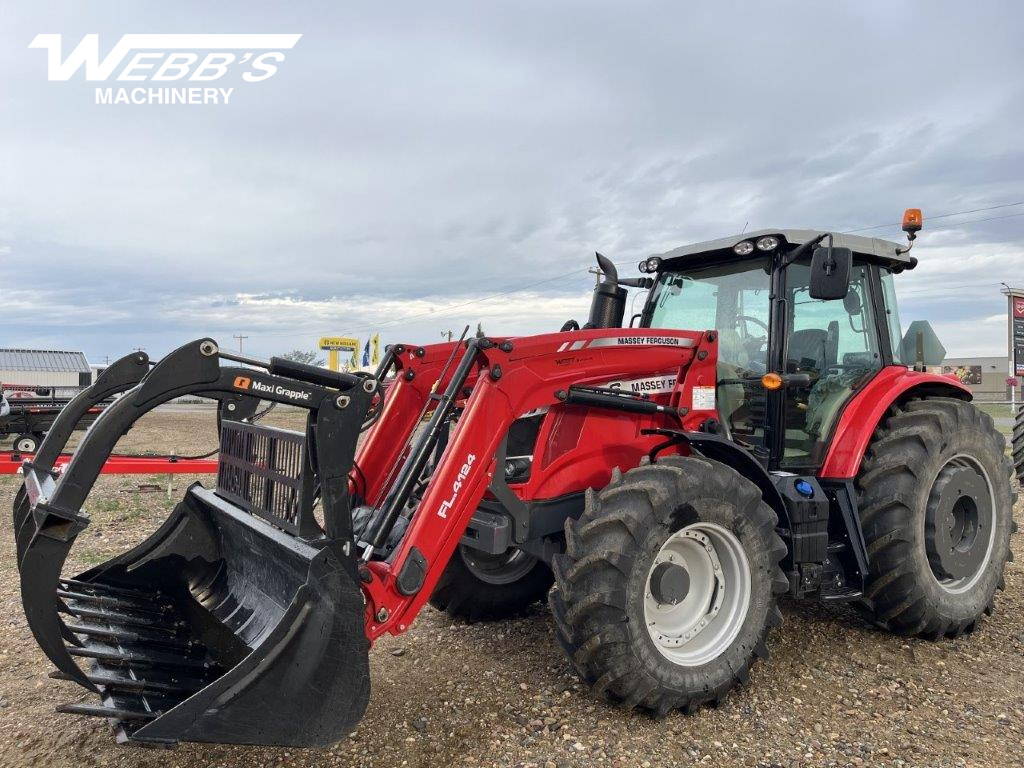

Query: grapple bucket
[{"left": 15, "top": 339, "right": 377, "bottom": 746}]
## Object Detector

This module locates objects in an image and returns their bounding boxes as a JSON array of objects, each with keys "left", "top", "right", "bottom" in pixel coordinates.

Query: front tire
[
  {"left": 857, "top": 397, "right": 1015, "bottom": 638},
  {"left": 550, "top": 456, "right": 787, "bottom": 715},
  {"left": 430, "top": 545, "right": 553, "bottom": 621}
]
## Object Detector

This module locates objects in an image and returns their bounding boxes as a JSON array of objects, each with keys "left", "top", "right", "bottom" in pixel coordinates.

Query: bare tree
[{"left": 280, "top": 349, "right": 325, "bottom": 366}]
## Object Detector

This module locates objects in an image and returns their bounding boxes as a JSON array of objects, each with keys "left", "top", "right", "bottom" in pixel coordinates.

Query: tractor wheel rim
[
  {"left": 925, "top": 453, "right": 996, "bottom": 594},
  {"left": 16, "top": 437, "right": 36, "bottom": 452},
  {"left": 459, "top": 545, "right": 537, "bottom": 586},
  {"left": 643, "top": 522, "right": 751, "bottom": 666}
]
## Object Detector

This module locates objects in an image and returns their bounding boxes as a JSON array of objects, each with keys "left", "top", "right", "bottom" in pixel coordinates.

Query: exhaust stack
[{"left": 586, "top": 252, "right": 627, "bottom": 329}]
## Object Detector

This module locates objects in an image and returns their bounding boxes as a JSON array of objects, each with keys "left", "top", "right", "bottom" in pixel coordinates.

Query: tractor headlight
[
  {"left": 504, "top": 457, "right": 532, "bottom": 483},
  {"left": 756, "top": 236, "right": 779, "bottom": 252},
  {"left": 638, "top": 257, "right": 662, "bottom": 274},
  {"left": 733, "top": 240, "right": 755, "bottom": 256}
]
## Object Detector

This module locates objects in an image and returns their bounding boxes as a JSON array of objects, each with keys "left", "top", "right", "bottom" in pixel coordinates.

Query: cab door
[{"left": 777, "top": 260, "right": 885, "bottom": 469}]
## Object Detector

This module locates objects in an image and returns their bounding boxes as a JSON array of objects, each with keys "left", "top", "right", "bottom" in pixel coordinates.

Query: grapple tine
[
  {"left": 12, "top": 351, "right": 151, "bottom": 573},
  {"left": 19, "top": 525, "right": 97, "bottom": 692},
  {"left": 14, "top": 484, "right": 31, "bottom": 563}
]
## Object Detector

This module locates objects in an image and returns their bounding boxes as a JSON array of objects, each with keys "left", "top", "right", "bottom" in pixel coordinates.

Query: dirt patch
[{"left": 2, "top": 409, "right": 1023, "bottom": 768}]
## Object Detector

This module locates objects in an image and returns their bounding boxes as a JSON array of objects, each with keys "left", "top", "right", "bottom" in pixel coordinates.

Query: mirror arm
[
  {"left": 619, "top": 277, "right": 654, "bottom": 289},
  {"left": 779, "top": 232, "right": 829, "bottom": 269}
]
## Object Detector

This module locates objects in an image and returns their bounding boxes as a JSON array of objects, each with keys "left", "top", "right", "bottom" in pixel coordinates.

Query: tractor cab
[{"left": 638, "top": 224, "right": 919, "bottom": 471}]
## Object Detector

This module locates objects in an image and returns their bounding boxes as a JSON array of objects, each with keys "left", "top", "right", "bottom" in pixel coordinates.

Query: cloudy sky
[{"left": 1, "top": 2, "right": 1022, "bottom": 364}]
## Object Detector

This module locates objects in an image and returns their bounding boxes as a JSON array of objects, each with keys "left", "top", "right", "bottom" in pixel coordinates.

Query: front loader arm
[
  {"left": 361, "top": 328, "right": 718, "bottom": 638},
  {"left": 354, "top": 342, "right": 478, "bottom": 507}
]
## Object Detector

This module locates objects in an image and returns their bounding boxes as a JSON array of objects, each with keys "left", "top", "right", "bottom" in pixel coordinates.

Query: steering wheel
[
  {"left": 735, "top": 314, "right": 769, "bottom": 356},
  {"left": 736, "top": 314, "right": 768, "bottom": 336}
]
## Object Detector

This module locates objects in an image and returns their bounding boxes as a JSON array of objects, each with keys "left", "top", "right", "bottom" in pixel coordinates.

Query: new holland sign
[{"left": 318, "top": 337, "right": 359, "bottom": 352}]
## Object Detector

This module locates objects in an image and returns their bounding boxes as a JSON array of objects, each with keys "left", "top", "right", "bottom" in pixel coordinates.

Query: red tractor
[{"left": 15, "top": 211, "right": 1016, "bottom": 746}]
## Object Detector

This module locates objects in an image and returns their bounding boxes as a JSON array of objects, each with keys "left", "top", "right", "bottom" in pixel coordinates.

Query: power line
[
  {"left": 234, "top": 200, "right": 1024, "bottom": 344},
  {"left": 845, "top": 201, "right": 1024, "bottom": 233},
  {"left": 326, "top": 204, "right": 1024, "bottom": 335},
  {"left": 928, "top": 210, "right": 1024, "bottom": 227}
]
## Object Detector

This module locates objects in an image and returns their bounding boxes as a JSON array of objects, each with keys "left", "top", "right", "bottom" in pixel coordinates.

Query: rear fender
[{"left": 819, "top": 366, "right": 970, "bottom": 479}]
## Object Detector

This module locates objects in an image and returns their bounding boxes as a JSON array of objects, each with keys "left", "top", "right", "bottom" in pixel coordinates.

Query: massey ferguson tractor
[{"left": 13, "top": 210, "right": 1017, "bottom": 746}]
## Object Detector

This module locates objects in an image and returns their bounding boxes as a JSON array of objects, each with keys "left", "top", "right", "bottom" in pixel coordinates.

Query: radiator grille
[{"left": 216, "top": 420, "right": 317, "bottom": 537}]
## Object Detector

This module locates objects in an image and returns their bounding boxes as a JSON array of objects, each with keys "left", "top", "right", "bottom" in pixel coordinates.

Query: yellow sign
[
  {"left": 370, "top": 333, "right": 381, "bottom": 366},
  {"left": 318, "top": 336, "right": 359, "bottom": 351}
]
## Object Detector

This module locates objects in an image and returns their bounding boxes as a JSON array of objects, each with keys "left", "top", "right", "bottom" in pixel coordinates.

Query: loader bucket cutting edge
[{"left": 15, "top": 339, "right": 375, "bottom": 746}]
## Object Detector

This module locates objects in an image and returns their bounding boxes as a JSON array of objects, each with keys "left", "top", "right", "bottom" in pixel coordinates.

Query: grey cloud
[{"left": 1, "top": 2, "right": 1023, "bottom": 360}]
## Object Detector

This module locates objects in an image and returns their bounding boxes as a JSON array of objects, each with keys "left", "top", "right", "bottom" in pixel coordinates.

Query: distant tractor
[{"left": 15, "top": 209, "right": 1016, "bottom": 746}]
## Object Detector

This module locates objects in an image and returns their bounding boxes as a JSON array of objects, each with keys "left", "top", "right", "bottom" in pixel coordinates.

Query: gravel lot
[{"left": 1, "top": 409, "right": 1023, "bottom": 768}]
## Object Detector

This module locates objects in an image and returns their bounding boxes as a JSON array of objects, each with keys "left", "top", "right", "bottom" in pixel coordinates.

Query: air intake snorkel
[{"left": 586, "top": 252, "right": 627, "bottom": 329}]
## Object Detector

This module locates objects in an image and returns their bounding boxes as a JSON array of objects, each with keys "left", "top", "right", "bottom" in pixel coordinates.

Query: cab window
[{"left": 781, "top": 261, "right": 882, "bottom": 467}]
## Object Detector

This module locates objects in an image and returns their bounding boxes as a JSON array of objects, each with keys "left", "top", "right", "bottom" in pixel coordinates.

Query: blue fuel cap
[{"left": 794, "top": 479, "right": 815, "bottom": 498}]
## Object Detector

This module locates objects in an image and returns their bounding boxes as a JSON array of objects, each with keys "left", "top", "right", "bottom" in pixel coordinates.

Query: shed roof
[{"left": 0, "top": 348, "right": 91, "bottom": 373}]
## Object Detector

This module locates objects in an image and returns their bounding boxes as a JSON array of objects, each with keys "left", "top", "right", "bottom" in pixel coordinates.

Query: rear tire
[
  {"left": 550, "top": 456, "right": 786, "bottom": 715},
  {"left": 430, "top": 544, "right": 553, "bottom": 621},
  {"left": 857, "top": 397, "right": 1015, "bottom": 638}
]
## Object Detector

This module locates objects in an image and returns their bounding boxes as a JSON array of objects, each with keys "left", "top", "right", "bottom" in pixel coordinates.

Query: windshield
[
  {"left": 645, "top": 258, "right": 772, "bottom": 450},
  {"left": 646, "top": 258, "right": 771, "bottom": 374}
]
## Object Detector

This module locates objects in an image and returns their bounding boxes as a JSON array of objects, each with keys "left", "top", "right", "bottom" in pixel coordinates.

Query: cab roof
[{"left": 652, "top": 229, "right": 912, "bottom": 268}]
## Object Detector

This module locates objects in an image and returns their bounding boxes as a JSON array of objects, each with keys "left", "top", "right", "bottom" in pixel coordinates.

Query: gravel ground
[{"left": 2, "top": 409, "right": 1023, "bottom": 768}]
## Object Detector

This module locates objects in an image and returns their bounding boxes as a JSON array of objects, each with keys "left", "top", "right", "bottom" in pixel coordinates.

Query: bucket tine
[
  {"left": 50, "top": 670, "right": 205, "bottom": 697},
  {"left": 57, "top": 702, "right": 160, "bottom": 721}
]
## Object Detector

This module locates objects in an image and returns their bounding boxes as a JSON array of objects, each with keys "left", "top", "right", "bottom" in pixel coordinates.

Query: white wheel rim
[
  {"left": 927, "top": 453, "right": 997, "bottom": 595},
  {"left": 643, "top": 523, "right": 751, "bottom": 666}
]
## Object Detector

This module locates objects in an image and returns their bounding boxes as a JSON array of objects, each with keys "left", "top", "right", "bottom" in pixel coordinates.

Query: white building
[{"left": 0, "top": 348, "right": 93, "bottom": 393}]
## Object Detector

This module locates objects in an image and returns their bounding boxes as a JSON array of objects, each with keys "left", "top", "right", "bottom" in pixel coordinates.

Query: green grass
[
  {"left": 77, "top": 549, "right": 112, "bottom": 566},
  {"left": 976, "top": 402, "right": 1015, "bottom": 420},
  {"left": 973, "top": 402, "right": 1019, "bottom": 438}
]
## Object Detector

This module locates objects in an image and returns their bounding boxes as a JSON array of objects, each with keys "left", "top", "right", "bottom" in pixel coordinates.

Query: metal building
[
  {"left": 0, "top": 348, "right": 92, "bottom": 392},
  {"left": 939, "top": 355, "right": 1012, "bottom": 401}
]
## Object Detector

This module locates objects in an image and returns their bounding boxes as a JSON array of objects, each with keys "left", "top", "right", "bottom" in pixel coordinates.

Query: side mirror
[{"left": 809, "top": 245, "right": 852, "bottom": 300}]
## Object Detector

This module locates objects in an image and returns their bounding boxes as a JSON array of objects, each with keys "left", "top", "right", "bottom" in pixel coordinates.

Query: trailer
[{"left": 0, "top": 388, "right": 107, "bottom": 453}]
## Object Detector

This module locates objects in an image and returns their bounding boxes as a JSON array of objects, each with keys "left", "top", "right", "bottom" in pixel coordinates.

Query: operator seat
[{"left": 788, "top": 326, "right": 833, "bottom": 372}]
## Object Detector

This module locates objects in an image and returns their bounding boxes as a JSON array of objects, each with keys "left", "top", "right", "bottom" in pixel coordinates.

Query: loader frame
[{"left": 355, "top": 327, "right": 720, "bottom": 637}]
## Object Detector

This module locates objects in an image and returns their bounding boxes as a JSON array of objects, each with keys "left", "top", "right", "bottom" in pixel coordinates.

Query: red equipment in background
[{"left": 0, "top": 451, "right": 218, "bottom": 475}]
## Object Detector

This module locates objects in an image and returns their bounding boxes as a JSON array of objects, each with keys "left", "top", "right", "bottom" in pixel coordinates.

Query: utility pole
[
  {"left": 233, "top": 334, "right": 249, "bottom": 354},
  {"left": 441, "top": 329, "right": 454, "bottom": 343}
]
